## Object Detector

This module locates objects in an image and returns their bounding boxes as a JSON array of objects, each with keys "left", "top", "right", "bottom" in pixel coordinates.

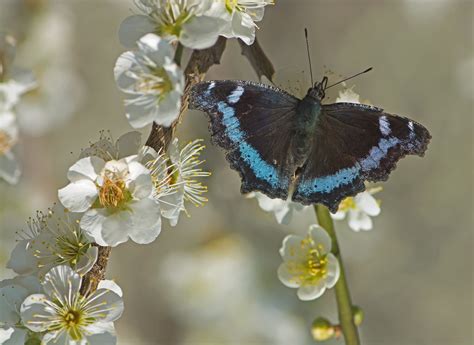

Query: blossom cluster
[
  {"left": 0, "top": 34, "right": 36, "bottom": 184},
  {"left": 114, "top": 0, "right": 274, "bottom": 129},
  {"left": 1, "top": 131, "right": 210, "bottom": 343}
]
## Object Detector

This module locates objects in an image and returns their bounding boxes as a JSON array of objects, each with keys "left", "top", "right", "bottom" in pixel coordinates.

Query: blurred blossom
[
  {"left": 14, "top": 4, "right": 84, "bottom": 136},
  {"left": 218, "top": 0, "right": 274, "bottom": 45},
  {"left": 20, "top": 265, "right": 123, "bottom": 344},
  {"left": 331, "top": 188, "right": 381, "bottom": 232},
  {"left": 7, "top": 204, "right": 98, "bottom": 279},
  {"left": 278, "top": 225, "right": 340, "bottom": 301},
  {"left": 119, "top": 0, "right": 227, "bottom": 49},
  {"left": 336, "top": 87, "right": 360, "bottom": 104},
  {"left": 0, "top": 275, "right": 41, "bottom": 345},
  {"left": 0, "top": 111, "right": 20, "bottom": 184},
  {"left": 247, "top": 191, "right": 308, "bottom": 225},
  {"left": 114, "top": 34, "right": 184, "bottom": 128},
  {"left": 58, "top": 156, "right": 161, "bottom": 247}
]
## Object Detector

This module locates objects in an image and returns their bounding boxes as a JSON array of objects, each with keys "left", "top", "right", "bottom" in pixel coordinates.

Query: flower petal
[
  {"left": 325, "top": 254, "right": 340, "bottom": 288},
  {"left": 84, "top": 322, "right": 117, "bottom": 345},
  {"left": 75, "top": 246, "right": 99, "bottom": 275},
  {"left": 127, "top": 198, "right": 162, "bottom": 244},
  {"left": 0, "top": 151, "right": 20, "bottom": 185},
  {"left": 0, "top": 327, "right": 27, "bottom": 345},
  {"left": 58, "top": 179, "right": 98, "bottom": 212},
  {"left": 0, "top": 284, "right": 29, "bottom": 325},
  {"left": 180, "top": 16, "right": 225, "bottom": 49},
  {"left": 356, "top": 192, "right": 381, "bottom": 216},
  {"left": 308, "top": 225, "right": 332, "bottom": 253},
  {"left": 277, "top": 264, "right": 300, "bottom": 288},
  {"left": 116, "top": 131, "right": 142, "bottom": 159},
  {"left": 67, "top": 156, "right": 105, "bottom": 182},
  {"left": 128, "top": 161, "right": 152, "bottom": 199},
  {"left": 348, "top": 210, "right": 373, "bottom": 231},
  {"left": 97, "top": 280, "right": 123, "bottom": 297},
  {"left": 42, "top": 265, "right": 82, "bottom": 299},
  {"left": 297, "top": 280, "right": 327, "bottom": 301},
  {"left": 118, "top": 15, "right": 155, "bottom": 49},
  {"left": 20, "top": 294, "right": 55, "bottom": 332},
  {"left": 279, "top": 234, "right": 306, "bottom": 262},
  {"left": 85, "top": 287, "right": 124, "bottom": 322},
  {"left": 6, "top": 239, "right": 37, "bottom": 275}
]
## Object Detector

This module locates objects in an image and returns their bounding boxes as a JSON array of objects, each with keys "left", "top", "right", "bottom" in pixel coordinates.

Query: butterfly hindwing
[
  {"left": 189, "top": 80, "right": 300, "bottom": 199},
  {"left": 292, "top": 102, "right": 431, "bottom": 212}
]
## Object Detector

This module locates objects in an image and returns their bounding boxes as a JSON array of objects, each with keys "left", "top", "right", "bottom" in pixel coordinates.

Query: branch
[
  {"left": 238, "top": 37, "right": 275, "bottom": 81},
  {"left": 80, "top": 245, "right": 112, "bottom": 295}
]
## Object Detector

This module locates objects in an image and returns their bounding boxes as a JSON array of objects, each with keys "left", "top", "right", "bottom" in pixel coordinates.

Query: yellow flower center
[
  {"left": 338, "top": 196, "right": 356, "bottom": 212},
  {"left": 156, "top": 2, "right": 192, "bottom": 38},
  {"left": 306, "top": 247, "right": 328, "bottom": 278},
  {"left": 59, "top": 309, "right": 84, "bottom": 340},
  {"left": 98, "top": 175, "right": 130, "bottom": 209},
  {"left": 137, "top": 66, "right": 173, "bottom": 101},
  {"left": 0, "top": 130, "right": 13, "bottom": 154}
]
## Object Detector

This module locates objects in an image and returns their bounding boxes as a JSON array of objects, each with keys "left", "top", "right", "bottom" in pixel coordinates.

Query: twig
[{"left": 238, "top": 37, "right": 275, "bottom": 81}]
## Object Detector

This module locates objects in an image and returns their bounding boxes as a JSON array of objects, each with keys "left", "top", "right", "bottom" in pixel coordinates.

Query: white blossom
[
  {"left": 114, "top": 34, "right": 185, "bottom": 128},
  {"left": 0, "top": 275, "right": 42, "bottom": 345},
  {"left": 278, "top": 225, "right": 340, "bottom": 301},
  {"left": 119, "top": 0, "right": 227, "bottom": 49},
  {"left": 79, "top": 131, "right": 143, "bottom": 162},
  {"left": 0, "top": 111, "right": 20, "bottom": 184},
  {"left": 247, "top": 192, "right": 307, "bottom": 225},
  {"left": 216, "top": 0, "right": 274, "bottom": 45},
  {"left": 331, "top": 189, "right": 381, "bottom": 232},
  {"left": 7, "top": 204, "right": 98, "bottom": 279},
  {"left": 20, "top": 265, "right": 123, "bottom": 344},
  {"left": 58, "top": 156, "right": 161, "bottom": 247}
]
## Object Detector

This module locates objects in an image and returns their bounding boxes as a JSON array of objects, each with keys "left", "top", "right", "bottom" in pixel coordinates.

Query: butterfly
[{"left": 188, "top": 76, "right": 431, "bottom": 212}]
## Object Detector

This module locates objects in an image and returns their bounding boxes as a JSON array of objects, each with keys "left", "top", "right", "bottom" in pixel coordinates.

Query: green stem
[{"left": 314, "top": 204, "right": 360, "bottom": 345}]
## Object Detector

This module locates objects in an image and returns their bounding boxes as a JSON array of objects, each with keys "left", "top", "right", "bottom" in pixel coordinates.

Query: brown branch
[
  {"left": 238, "top": 37, "right": 275, "bottom": 81},
  {"left": 80, "top": 245, "right": 111, "bottom": 295}
]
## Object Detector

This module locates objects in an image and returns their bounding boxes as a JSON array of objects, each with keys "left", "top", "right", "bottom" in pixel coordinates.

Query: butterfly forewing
[
  {"left": 189, "top": 80, "right": 300, "bottom": 199},
  {"left": 292, "top": 102, "right": 431, "bottom": 212}
]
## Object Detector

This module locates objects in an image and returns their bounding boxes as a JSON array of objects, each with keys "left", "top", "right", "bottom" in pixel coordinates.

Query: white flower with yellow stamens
[
  {"left": 0, "top": 111, "right": 20, "bottom": 184},
  {"left": 278, "top": 225, "right": 340, "bottom": 301},
  {"left": 114, "top": 34, "right": 185, "bottom": 129},
  {"left": 58, "top": 156, "right": 161, "bottom": 247},
  {"left": 217, "top": 0, "right": 274, "bottom": 45},
  {"left": 119, "top": 0, "right": 227, "bottom": 49},
  {"left": 7, "top": 204, "right": 98, "bottom": 279},
  {"left": 331, "top": 189, "right": 381, "bottom": 232},
  {"left": 20, "top": 265, "right": 123, "bottom": 345}
]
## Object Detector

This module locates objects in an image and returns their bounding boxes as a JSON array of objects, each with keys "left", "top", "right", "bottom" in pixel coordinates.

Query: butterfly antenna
[
  {"left": 304, "top": 28, "right": 314, "bottom": 86},
  {"left": 325, "top": 67, "right": 373, "bottom": 89}
]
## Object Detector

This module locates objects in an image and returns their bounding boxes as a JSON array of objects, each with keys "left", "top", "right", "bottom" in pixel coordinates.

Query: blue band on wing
[
  {"left": 217, "top": 101, "right": 285, "bottom": 188},
  {"left": 297, "top": 136, "right": 401, "bottom": 195}
]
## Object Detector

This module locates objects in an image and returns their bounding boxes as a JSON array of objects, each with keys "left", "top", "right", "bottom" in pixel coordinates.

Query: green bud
[
  {"left": 311, "top": 317, "right": 335, "bottom": 341},
  {"left": 352, "top": 305, "right": 364, "bottom": 326}
]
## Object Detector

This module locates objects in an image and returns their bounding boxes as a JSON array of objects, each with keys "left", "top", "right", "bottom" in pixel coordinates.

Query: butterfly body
[{"left": 189, "top": 78, "right": 431, "bottom": 212}]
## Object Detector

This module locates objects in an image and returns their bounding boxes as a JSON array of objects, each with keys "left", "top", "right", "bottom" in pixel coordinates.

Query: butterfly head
[{"left": 307, "top": 76, "right": 328, "bottom": 101}]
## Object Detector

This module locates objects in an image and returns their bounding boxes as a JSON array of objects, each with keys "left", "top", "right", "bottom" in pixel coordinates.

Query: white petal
[
  {"left": 0, "top": 152, "right": 20, "bottom": 185},
  {"left": 20, "top": 294, "right": 55, "bottom": 332},
  {"left": 118, "top": 15, "right": 155, "bottom": 49},
  {"left": 81, "top": 209, "right": 123, "bottom": 247},
  {"left": 67, "top": 156, "right": 105, "bottom": 182},
  {"left": 277, "top": 264, "right": 300, "bottom": 288},
  {"left": 180, "top": 16, "right": 224, "bottom": 49},
  {"left": 222, "top": 11, "right": 256, "bottom": 45},
  {"left": 154, "top": 90, "right": 181, "bottom": 127},
  {"left": 139, "top": 33, "right": 174, "bottom": 63},
  {"left": 308, "top": 225, "right": 332, "bottom": 253},
  {"left": 75, "top": 246, "right": 99, "bottom": 275},
  {"left": 116, "top": 131, "right": 142, "bottom": 159},
  {"left": 0, "top": 327, "right": 26, "bottom": 345},
  {"left": 128, "top": 161, "right": 152, "bottom": 199},
  {"left": 356, "top": 192, "right": 381, "bottom": 216},
  {"left": 331, "top": 210, "right": 347, "bottom": 220},
  {"left": 297, "top": 281, "right": 327, "bottom": 301},
  {"left": 97, "top": 280, "right": 123, "bottom": 297},
  {"left": 84, "top": 322, "right": 116, "bottom": 345},
  {"left": 325, "top": 254, "right": 340, "bottom": 288},
  {"left": 114, "top": 51, "right": 137, "bottom": 92},
  {"left": 42, "top": 265, "right": 81, "bottom": 298},
  {"left": 125, "top": 97, "right": 159, "bottom": 129},
  {"left": 85, "top": 288, "right": 124, "bottom": 323},
  {"left": 58, "top": 179, "right": 98, "bottom": 212},
  {"left": 127, "top": 198, "right": 162, "bottom": 244},
  {"left": 348, "top": 210, "right": 373, "bottom": 231},
  {"left": 0, "top": 284, "right": 29, "bottom": 325},
  {"left": 279, "top": 234, "right": 306, "bottom": 262},
  {"left": 6, "top": 239, "right": 37, "bottom": 275},
  {"left": 274, "top": 206, "right": 291, "bottom": 225}
]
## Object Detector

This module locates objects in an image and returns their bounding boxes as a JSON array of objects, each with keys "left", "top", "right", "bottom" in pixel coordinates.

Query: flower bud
[
  {"left": 311, "top": 317, "right": 335, "bottom": 341},
  {"left": 352, "top": 305, "right": 364, "bottom": 326}
]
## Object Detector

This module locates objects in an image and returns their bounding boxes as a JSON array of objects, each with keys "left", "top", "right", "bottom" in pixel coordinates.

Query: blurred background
[{"left": 0, "top": 0, "right": 472, "bottom": 344}]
